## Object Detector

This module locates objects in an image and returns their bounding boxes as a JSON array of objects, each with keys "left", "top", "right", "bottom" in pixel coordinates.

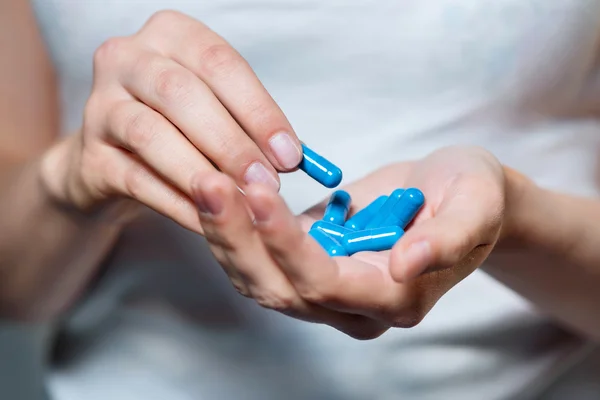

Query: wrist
[
  {"left": 499, "top": 165, "right": 538, "bottom": 243},
  {"left": 39, "top": 134, "right": 86, "bottom": 211}
]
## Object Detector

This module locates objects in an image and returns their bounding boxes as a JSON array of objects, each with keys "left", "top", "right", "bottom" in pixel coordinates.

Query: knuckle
[
  {"left": 198, "top": 43, "right": 245, "bottom": 78},
  {"left": 211, "top": 135, "right": 260, "bottom": 168},
  {"left": 118, "top": 107, "right": 160, "bottom": 151},
  {"left": 145, "top": 10, "right": 185, "bottom": 29},
  {"left": 93, "top": 37, "right": 130, "bottom": 69},
  {"left": 253, "top": 290, "right": 296, "bottom": 312},
  {"left": 243, "top": 101, "right": 280, "bottom": 133},
  {"left": 153, "top": 67, "right": 192, "bottom": 104},
  {"left": 123, "top": 163, "right": 148, "bottom": 200}
]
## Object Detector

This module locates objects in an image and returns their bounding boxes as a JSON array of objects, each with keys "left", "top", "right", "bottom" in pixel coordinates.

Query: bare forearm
[
  {"left": 0, "top": 138, "right": 121, "bottom": 321},
  {"left": 484, "top": 168, "right": 600, "bottom": 339}
]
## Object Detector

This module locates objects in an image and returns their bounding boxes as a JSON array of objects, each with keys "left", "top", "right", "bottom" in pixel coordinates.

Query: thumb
[{"left": 389, "top": 196, "right": 502, "bottom": 283}]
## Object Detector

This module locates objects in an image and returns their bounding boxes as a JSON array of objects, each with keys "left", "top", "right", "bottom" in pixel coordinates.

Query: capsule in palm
[
  {"left": 344, "top": 195, "right": 388, "bottom": 231},
  {"left": 311, "top": 220, "right": 352, "bottom": 240},
  {"left": 342, "top": 226, "right": 404, "bottom": 255},
  {"left": 380, "top": 188, "right": 425, "bottom": 229},
  {"left": 298, "top": 144, "right": 343, "bottom": 188},
  {"left": 309, "top": 228, "right": 348, "bottom": 257},
  {"left": 365, "top": 188, "right": 405, "bottom": 229},
  {"left": 322, "top": 190, "right": 352, "bottom": 225}
]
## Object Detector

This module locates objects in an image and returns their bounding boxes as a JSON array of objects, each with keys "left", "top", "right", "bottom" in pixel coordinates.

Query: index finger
[{"left": 138, "top": 11, "right": 303, "bottom": 172}]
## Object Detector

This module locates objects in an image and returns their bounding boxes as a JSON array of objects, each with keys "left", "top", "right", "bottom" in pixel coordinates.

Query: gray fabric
[{"left": 0, "top": 323, "right": 50, "bottom": 400}]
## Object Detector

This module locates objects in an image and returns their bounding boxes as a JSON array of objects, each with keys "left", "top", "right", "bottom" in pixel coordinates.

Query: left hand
[{"left": 193, "top": 146, "right": 508, "bottom": 339}]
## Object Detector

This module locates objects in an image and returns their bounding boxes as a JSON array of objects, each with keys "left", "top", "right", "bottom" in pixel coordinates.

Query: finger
[
  {"left": 245, "top": 184, "right": 402, "bottom": 320},
  {"left": 389, "top": 179, "right": 504, "bottom": 283},
  {"left": 118, "top": 50, "right": 280, "bottom": 192},
  {"left": 192, "top": 171, "right": 316, "bottom": 316},
  {"left": 192, "top": 172, "right": 387, "bottom": 334},
  {"left": 95, "top": 145, "right": 204, "bottom": 234},
  {"left": 138, "top": 11, "right": 303, "bottom": 171},
  {"left": 105, "top": 99, "right": 216, "bottom": 197}
]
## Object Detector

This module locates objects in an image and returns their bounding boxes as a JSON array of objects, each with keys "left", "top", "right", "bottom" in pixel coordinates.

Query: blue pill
[
  {"left": 344, "top": 195, "right": 388, "bottom": 231},
  {"left": 299, "top": 143, "right": 343, "bottom": 188},
  {"left": 342, "top": 226, "right": 404, "bottom": 255},
  {"left": 311, "top": 220, "right": 352, "bottom": 240},
  {"left": 322, "top": 190, "right": 351, "bottom": 225},
  {"left": 309, "top": 228, "right": 348, "bottom": 257},
  {"left": 365, "top": 188, "right": 406, "bottom": 229},
  {"left": 380, "top": 188, "right": 425, "bottom": 229}
]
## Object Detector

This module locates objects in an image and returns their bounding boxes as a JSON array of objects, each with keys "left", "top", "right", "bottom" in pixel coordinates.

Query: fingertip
[
  {"left": 245, "top": 183, "right": 278, "bottom": 223},
  {"left": 191, "top": 171, "right": 239, "bottom": 215},
  {"left": 192, "top": 169, "right": 225, "bottom": 194}
]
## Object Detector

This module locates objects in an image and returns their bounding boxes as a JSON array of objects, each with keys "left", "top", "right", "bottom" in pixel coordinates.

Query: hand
[
  {"left": 43, "top": 10, "right": 302, "bottom": 231},
  {"left": 194, "top": 146, "right": 508, "bottom": 339}
]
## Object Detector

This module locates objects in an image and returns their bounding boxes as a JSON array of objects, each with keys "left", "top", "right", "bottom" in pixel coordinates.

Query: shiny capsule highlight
[
  {"left": 298, "top": 144, "right": 343, "bottom": 188},
  {"left": 309, "top": 228, "right": 348, "bottom": 257},
  {"left": 311, "top": 220, "right": 351, "bottom": 240},
  {"left": 342, "top": 226, "right": 404, "bottom": 255}
]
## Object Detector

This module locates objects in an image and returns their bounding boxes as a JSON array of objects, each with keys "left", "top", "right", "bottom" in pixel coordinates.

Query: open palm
[{"left": 194, "top": 146, "right": 506, "bottom": 339}]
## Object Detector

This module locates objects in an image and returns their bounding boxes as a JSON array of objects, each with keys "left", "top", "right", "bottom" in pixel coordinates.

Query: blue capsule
[
  {"left": 342, "top": 226, "right": 404, "bottom": 255},
  {"left": 344, "top": 195, "right": 388, "bottom": 231},
  {"left": 322, "top": 190, "right": 351, "bottom": 225},
  {"left": 380, "top": 188, "right": 425, "bottom": 229},
  {"left": 365, "top": 188, "right": 406, "bottom": 229},
  {"left": 299, "top": 143, "right": 343, "bottom": 188},
  {"left": 311, "top": 220, "right": 352, "bottom": 240},
  {"left": 309, "top": 228, "right": 348, "bottom": 257}
]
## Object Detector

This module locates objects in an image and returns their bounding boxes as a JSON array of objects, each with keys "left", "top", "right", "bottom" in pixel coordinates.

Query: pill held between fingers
[
  {"left": 309, "top": 228, "right": 348, "bottom": 257},
  {"left": 380, "top": 188, "right": 425, "bottom": 229},
  {"left": 342, "top": 226, "right": 404, "bottom": 255},
  {"left": 322, "top": 190, "right": 352, "bottom": 225},
  {"left": 298, "top": 143, "right": 343, "bottom": 188},
  {"left": 311, "top": 220, "right": 352, "bottom": 240},
  {"left": 365, "top": 188, "right": 405, "bottom": 229},
  {"left": 344, "top": 195, "right": 388, "bottom": 231}
]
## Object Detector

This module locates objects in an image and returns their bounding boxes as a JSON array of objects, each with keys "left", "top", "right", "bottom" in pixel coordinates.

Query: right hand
[{"left": 45, "top": 10, "right": 302, "bottom": 232}]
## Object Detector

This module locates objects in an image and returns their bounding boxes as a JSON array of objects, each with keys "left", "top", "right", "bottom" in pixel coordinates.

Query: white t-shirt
[{"left": 31, "top": 1, "right": 600, "bottom": 399}]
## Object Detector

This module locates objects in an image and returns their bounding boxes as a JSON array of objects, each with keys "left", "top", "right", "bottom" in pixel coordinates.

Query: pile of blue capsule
[
  {"left": 298, "top": 144, "right": 425, "bottom": 257},
  {"left": 309, "top": 188, "right": 424, "bottom": 256}
]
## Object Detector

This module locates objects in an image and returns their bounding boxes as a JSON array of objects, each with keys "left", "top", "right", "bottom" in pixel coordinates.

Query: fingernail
[
  {"left": 244, "top": 162, "right": 280, "bottom": 191},
  {"left": 269, "top": 132, "right": 302, "bottom": 170},
  {"left": 195, "top": 188, "right": 223, "bottom": 216},
  {"left": 401, "top": 241, "right": 432, "bottom": 280}
]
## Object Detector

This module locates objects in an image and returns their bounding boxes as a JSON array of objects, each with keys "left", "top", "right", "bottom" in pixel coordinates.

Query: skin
[{"left": 2, "top": 4, "right": 600, "bottom": 342}]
